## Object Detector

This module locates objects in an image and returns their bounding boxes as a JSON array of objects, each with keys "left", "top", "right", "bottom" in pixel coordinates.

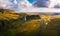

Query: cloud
[
  {"left": 49, "top": 0, "right": 60, "bottom": 8},
  {"left": 19, "top": 8, "right": 60, "bottom": 13},
  {"left": 0, "top": 0, "right": 12, "bottom": 8},
  {"left": 0, "top": 0, "right": 33, "bottom": 11},
  {"left": 0, "top": 0, "right": 60, "bottom": 12},
  {"left": 33, "top": 0, "right": 60, "bottom": 8},
  {"left": 33, "top": 0, "right": 50, "bottom": 7}
]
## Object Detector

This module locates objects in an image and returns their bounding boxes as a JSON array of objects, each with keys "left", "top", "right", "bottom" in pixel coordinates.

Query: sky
[
  {"left": 0, "top": 0, "right": 60, "bottom": 12},
  {"left": 28, "top": 0, "right": 34, "bottom": 3}
]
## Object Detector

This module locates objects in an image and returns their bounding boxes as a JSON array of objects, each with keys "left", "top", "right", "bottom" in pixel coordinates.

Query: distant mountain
[
  {"left": 38, "top": 12, "right": 60, "bottom": 15},
  {"left": 52, "top": 13, "right": 60, "bottom": 15}
]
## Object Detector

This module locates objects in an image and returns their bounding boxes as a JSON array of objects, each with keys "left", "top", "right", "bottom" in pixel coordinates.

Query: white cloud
[
  {"left": 18, "top": 0, "right": 33, "bottom": 8},
  {"left": 0, "top": 0, "right": 33, "bottom": 11},
  {"left": 0, "top": 0, "right": 12, "bottom": 9},
  {"left": 49, "top": 0, "right": 60, "bottom": 8},
  {"left": 0, "top": 0, "right": 60, "bottom": 13},
  {"left": 33, "top": 0, "right": 60, "bottom": 8},
  {"left": 18, "top": 8, "right": 60, "bottom": 13}
]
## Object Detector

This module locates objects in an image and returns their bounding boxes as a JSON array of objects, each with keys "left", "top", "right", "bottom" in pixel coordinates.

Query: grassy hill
[
  {"left": 0, "top": 9, "right": 20, "bottom": 20},
  {"left": 0, "top": 9, "right": 60, "bottom": 36},
  {"left": 0, "top": 9, "right": 41, "bottom": 36}
]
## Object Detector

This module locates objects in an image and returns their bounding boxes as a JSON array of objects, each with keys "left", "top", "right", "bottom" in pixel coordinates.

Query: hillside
[
  {"left": 0, "top": 9, "right": 60, "bottom": 36},
  {"left": 0, "top": 9, "right": 19, "bottom": 20}
]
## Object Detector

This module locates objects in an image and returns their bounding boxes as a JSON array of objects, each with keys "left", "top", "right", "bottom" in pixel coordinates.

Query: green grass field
[{"left": 0, "top": 9, "right": 60, "bottom": 36}]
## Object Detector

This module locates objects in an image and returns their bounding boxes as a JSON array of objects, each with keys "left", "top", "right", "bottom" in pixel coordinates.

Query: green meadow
[{"left": 0, "top": 9, "right": 60, "bottom": 36}]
